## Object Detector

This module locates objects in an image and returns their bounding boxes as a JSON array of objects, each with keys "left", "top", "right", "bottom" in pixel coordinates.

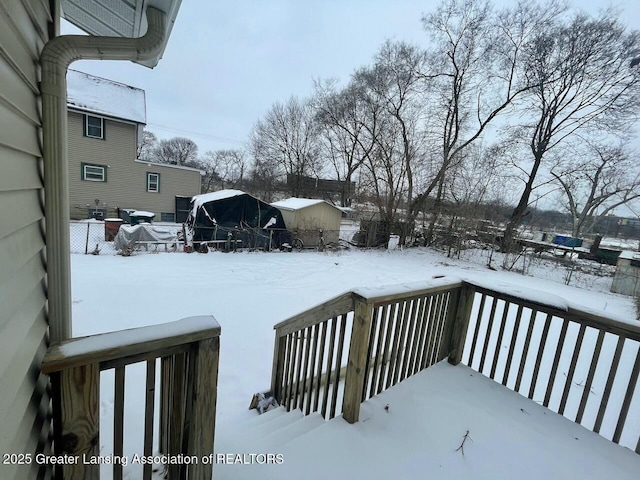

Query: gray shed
[
  {"left": 271, "top": 198, "right": 343, "bottom": 247},
  {"left": 610, "top": 250, "right": 640, "bottom": 296}
]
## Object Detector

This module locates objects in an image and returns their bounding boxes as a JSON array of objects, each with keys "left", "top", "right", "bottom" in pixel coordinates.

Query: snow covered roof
[
  {"left": 191, "top": 189, "right": 246, "bottom": 212},
  {"left": 271, "top": 198, "right": 342, "bottom": 212},
  {"left": 67, "top": 70, "right": 146, "bottom": 124}
]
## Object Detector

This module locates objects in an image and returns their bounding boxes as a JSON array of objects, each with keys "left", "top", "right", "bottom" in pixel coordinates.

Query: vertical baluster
[
  {"left": 431, "top": 293, "right": 450, "bottom": 364},
  {"left": 410, "top": 296, "right": 429, "bottom": 374},
  {"left": 306, "top": 324, "right": 320, "bottom": 415},
  {"left": 380, "top": 303, "right": 398, "bottom": 390},
  {"left": 299, "top": 327, "right": 312, "bottom": 411},
  {"left": 422, "top": 295, "right": 440, "bottom": 369},
  {"left": 467, "top": 294, "right": 487, "bottom": 366},
  {"left": 113, "top": 367, "right": 125, "bottom": 480},
  {"left": 427, "top": 294, "right": 446, "bottom": 367},
  {"left": 321, "top": 317, "right": 338, "bottom": 418},
  {"left": 143, "top": 360, "right": 156, "bottom": 480},
  {"left": 313, "top": 321, "right": 328, "bottom": 412},
  {"left": 528, "top": 313, "right": 552, "bottom": 400},
  {"left": 514, "top": 309, "right": 537, "bottom": 393},
  {"left": 558, "top": 324, "right": 587, "bottom": 415},
  {"left": 159, "top": 356, "right": 173, "bottom": 455},
  {"left": 390, "top": 301, "right": 410, "bottom": 387},
  {"left": 502, "top": 305, "right": 524, "bottom": 386},
  {"left": 594, "top": 336, "right": 625, "bottom": 433},
  {"left": 284, "top": 332, "right": 297, "bottom": 411},
  {"left": 489, "top": 302, "right": 510, "bottom": 380},
  {"left": 613, "top": 346, "right": 640, "bottom": 444},
  {"left": 292, "top": 330, "right": 305, "bottom": 411},
  {"left": 370, "top": 305, "right": 389, "bottom": 398},
  {"left": 331, "top": 315, "right": 348, "bottom": 418},
  {"left": 362, "top": 306, "right": 380, "bottom": 401},
  {"left": 478, "top": 297, "right": 499, "bottom": 374},
  {"left": 168, "top": 353, "right": 188, "bottom": 480},
  {"left": 402, "top": 298, "right": 422, "bottom": 381},
  {"left": 543, "top": 318, "right": 569, "bottom": 407},
  {"left": 386, "top": 301, "right": 405, "bottom": 388},
  {"left": 575, "top": 330, "right": 605, "bottom": 424}
]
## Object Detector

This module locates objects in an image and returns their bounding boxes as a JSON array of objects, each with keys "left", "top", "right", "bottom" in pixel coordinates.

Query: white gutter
[{"left": 40, "top": 7, "right": 167, "bottom": 343}]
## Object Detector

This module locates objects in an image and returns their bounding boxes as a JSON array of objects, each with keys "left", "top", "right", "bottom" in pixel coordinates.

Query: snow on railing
[
  {"left": 42, "top": 316, "right": 221, "bottom": 480},
  {"left": 270, "top": 278, "right": 640, "bottom": 453}
]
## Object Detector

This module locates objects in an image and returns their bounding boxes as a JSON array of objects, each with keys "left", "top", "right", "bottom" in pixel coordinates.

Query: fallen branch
[{"left": 455, "top": 430, "right": 473, "bottom": 456}]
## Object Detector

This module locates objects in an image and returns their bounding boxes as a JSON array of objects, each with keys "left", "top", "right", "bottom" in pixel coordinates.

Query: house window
[
  {"left": 85, "top": 115, "right": 104, "bottom": 139},
  {"left": 82, "top": 163, "right": 107, "bottom": 182},
  {"left": 147, "top": 172, "right": 160, "bottom": 192}
]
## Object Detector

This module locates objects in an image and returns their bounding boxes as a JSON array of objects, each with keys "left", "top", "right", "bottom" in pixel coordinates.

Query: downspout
[{"left": 41, "top": 7, "right": 167, "bottom": 343}]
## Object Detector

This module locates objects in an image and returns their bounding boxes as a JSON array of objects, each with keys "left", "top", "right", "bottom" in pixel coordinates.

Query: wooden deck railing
[
  {"left": 270, "top": 277, "right": 640, "bottom": 453},
  {"left": 43, "top": 316, "right": 221, "bottom": 480}
]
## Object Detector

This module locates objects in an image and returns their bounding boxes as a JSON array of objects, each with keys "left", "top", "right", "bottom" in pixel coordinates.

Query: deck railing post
[
  {"left": 51, "top": 364, "right": 100, "bottom": 480},
  {"left": 270, "top": 332, "right": 287, "bottom": 402},
  {"left": 342, "top": 294, "right": 373, "bottom": 424},
  {"left": 448, "top": 283, "right": 476, "bottom": 365},
  {"left": 186, "top": 336, "right": 220, "bottom": 480}
]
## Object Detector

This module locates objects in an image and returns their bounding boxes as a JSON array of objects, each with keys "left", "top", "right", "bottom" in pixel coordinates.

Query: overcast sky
[{"left": 63, "top": 1, "right": 640, "bottom": 156}]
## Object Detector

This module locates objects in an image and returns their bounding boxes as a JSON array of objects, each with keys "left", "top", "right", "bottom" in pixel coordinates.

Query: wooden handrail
[
  {"left": 274, "top": 292, "right": 354, "bottom": 336},
  {"left": 45, "top": 316, "right": 221, "bottom": 480},
  {"left": 43, "top": 315, "right": 221, "bottom": 373},
  {"left": 269, "top": 275, "right": 640, "bottom": 453}
]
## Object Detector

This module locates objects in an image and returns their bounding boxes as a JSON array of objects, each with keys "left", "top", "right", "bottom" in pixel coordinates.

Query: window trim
[
  {"left": 147, "top": 172, "right": 160, "bottom": 192},
  {"left": 85, "top": 115, "right": 105, "bottom": 139},
  {"left": 81, "top": 162, "right": 107, "bottom": 182}
]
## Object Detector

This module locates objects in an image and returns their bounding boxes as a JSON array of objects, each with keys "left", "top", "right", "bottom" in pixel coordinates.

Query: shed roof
[
  {"left": 67, "top": 69, "right": 146, "bottom": 124},
  {"left": 271, "top": 198, "right": 342, "bottom": 212}
]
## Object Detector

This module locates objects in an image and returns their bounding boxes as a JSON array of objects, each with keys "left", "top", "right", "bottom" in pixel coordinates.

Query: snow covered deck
[{"left": 216, "top": 361, "right": 640, "bottom": 480}]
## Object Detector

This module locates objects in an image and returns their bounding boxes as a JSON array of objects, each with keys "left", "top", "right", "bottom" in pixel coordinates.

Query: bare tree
[
  {"left": 502, "top": 9, "right": 640, "bottom": 250},
  {"left": 200, "top": 149, "right": 248, "bottom": 192},
  {"left": 137, "top": 129, "right": 157, "bottom": 160},
  {"left": 412, "top": 0, "right": 564, "bottom": 242},
  {"left": 250, "top": 96, "right": 321, "bottom": 197},
  {"left": 551, "top": 141, "right": 640, "bottom": 238},
  {"left": 152, "top": 137, "right": 199, "bottom": 166}
]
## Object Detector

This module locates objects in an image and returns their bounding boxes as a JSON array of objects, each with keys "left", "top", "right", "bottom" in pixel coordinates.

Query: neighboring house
[
  {"left": 0, "top": 2, "right": 182, "bottom": 479},
  {"left": 271, "top": 198, "right": 343, "bottom": 247},
  {"left": 67, "top": 69, "right": 202, "bottom": 223}
]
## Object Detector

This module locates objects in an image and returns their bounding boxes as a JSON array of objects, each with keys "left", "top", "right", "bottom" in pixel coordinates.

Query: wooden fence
[
  {"left": 42, "top": 316, "right": 221, "bottom": 480},
  {"left": 270, "top": 278, "right": 640, "bottom": 453}
]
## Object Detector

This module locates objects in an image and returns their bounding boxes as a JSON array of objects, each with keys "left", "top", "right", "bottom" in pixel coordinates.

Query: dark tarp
[{"left": 186, "top": 190, "right": 290, "bottom": 249}]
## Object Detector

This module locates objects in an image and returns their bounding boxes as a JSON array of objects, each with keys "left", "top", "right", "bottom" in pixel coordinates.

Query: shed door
[{"left": 175, "top": 196, "right": 192, "bottom": 223}]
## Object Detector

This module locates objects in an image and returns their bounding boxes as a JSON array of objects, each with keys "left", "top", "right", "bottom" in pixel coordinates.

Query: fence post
[
  {"left": 448, "top": 283, "right": 476, "bottom": 365},
  {"left": 84, "top": 222, "right": 90, "bottom": 254},
  {"left": 342, "top": 293, "right": 373, "bottom": 424},
  {"left": 270, "top": 332, "right": 287, "bottom": 402}
]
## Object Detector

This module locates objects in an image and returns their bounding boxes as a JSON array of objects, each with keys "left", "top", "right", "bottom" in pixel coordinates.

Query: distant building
[{"left": 67, "top": 70, "right": 202, "bottom": 222}]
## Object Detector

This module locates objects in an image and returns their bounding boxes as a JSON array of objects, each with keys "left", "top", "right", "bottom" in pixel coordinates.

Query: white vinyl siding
[
  {"left": 0, "top": 1, "right": 53, "bottom": 479},
  {"left": 68, "top": 112, "right": 202, "bottom": 219}
]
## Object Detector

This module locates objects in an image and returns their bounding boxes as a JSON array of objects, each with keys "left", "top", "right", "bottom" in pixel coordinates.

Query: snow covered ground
[{"left": 70, "top": 245, "right": 638, "bottom": 479}]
